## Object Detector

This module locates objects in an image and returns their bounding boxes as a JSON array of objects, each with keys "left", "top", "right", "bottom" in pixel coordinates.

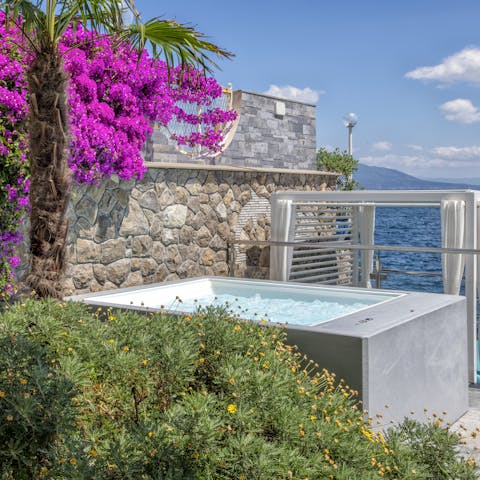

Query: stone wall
[
  {"left": 60, "top": 164, "right": 336, "bottom": 295},
  {"left": 143, "top": 90, "right": 317, "bottom": 170}
]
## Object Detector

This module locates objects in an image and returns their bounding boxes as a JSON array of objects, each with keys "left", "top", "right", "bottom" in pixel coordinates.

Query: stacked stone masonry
[
  {"left": 62, "top": 165, "right": 336, "bottom": 295},
  {"left": 144, "top": 91, "right": 317, "bottom": 170}
]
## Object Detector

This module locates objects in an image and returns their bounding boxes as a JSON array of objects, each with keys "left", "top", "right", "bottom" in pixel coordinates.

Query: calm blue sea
[
  {"left": 375, "top": 207, "right": 478, "bottom": 379},
  {"left": 374, "top": 207, "right": 446, "bottom": 293}
]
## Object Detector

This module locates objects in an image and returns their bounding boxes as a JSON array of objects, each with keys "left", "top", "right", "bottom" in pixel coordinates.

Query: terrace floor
[{"left": 452, "top": 387, "right": 480, "bottom": 461}]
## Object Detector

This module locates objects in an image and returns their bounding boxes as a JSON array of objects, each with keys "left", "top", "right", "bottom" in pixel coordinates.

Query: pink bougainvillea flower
[{"left": 0, "top": 14, "right": 236, "bottom": 299}]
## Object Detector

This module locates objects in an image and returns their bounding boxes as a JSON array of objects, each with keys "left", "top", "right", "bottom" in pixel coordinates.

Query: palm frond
[
  {"left": 0, "top": 0, "right": 233, "bottom": 71},
  {"left": 124, "top": 18, "right": 233, "bottom": 72},
  {"left": 2, "top": 0, "right": 43, "bottom": 31},
  {"left": 73, "top": 0, "right": 124, "bottom": 33},
  {"left": 1, "top": 0, "right": 46, "bottom": 50}
]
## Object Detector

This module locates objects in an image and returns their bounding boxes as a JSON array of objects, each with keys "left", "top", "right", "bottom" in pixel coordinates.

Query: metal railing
[{"left": 226, "top": 239, "right": 476, "bottom": 289}]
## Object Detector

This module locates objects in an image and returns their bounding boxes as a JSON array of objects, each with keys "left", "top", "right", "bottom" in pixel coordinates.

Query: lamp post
[
  {"left": 342, "top": 113, "right": 358, "bottom": 186},
  {"left": 342, "top": 112, "right": 358, "bottom": 155}
]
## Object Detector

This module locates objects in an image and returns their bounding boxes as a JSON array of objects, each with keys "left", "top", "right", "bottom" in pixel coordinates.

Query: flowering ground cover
[
  {"left": 0, "top": 13, "right": 30, "bottom": 300},
  {"left": 0, "top": 299, "right": 477, "bottom": 479},
  {"left": 0, "top": 14, "right": 236, "bottom": 299}
]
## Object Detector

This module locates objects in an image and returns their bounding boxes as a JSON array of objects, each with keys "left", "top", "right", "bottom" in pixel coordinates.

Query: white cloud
[
  {"left": 263, "top": 85, "right": 323, "bottom": 104},
  {"left": 405, "top": 47, "right": 480, "bottom": 84},
  {"left": 360, "top": 145, "right": 480, "bottom": 173},
  {"left": 405, "top": 144, "right": 424, "bottom": 151},
  {"left": 431, "top": 145, "right": 480, "bottom": 158},
  {"left": 371, "top": 141, "right": 392, "bottom": 152},
  {"left": 439, "top": 98, "right": 480, "bottom": 123},
  {"left": 360, "top": 154, "right": 429, "bottom": 170}
]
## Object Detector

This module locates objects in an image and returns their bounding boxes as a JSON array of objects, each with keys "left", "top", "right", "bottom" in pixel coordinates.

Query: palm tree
[{"left": 1, "top": 0, "right": 232, "bottom": 298}]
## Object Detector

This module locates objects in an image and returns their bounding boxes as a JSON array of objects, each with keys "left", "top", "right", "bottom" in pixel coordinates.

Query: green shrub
[
  {"left": 384, "top": 418, "right": 477, "bottom": 479},
  {"left": 0, "top": 345, "right": 75, "bottom": 477},
  {"left": 0, "top": 299, "right": 476, "bottom": 479}
]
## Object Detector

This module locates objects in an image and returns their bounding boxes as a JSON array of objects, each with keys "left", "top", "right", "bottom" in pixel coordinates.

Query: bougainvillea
[
  {"left": 62, "top": 24, "right": 236, "bottom": 183},
  {"left": 0, "top": 12, "right": 30, "bottom": 299},
  {"left": 0, "top": 15, "right": 237, "bottom": 299}
]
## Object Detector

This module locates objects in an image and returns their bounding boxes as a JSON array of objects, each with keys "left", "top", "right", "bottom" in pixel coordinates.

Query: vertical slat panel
[{"left": 288, "top": 203, "right": 355, "bottom": 285}]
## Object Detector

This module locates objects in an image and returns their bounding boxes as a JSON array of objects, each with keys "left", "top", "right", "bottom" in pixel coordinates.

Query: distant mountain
[
  {"left": 353, "top": 164, "right": 478, "bottom": 190},
  {"left": 420, "top": 177, "right": 480, "bottom": 186}
]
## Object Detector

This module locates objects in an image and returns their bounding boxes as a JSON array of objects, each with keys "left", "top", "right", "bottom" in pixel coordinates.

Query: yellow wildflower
[
  {"left": 141, "top": 359, "right": 148, "bottom": 366},
  {"left": 227, "top": 403, "right": 237, "bottom": 414},
  {"left": 0, "top": 391, "right": 5, "bottom": 398},
  {"left": 377, "top": 431, "right": 386, "bottom": 443},
  {"left": 123, "top": 345, "right": 129, "bottom": 352},
  {"left": 361, "top": 426, "right": 375, "bottom": 442}
]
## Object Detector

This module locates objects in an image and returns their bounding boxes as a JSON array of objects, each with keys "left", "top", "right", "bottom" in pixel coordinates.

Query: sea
[
  {"left": 374, "top": 207, "right": 447, "bottom": 293},
  {"left": 375, "top": 207, "right": 478, "bottom": 378}
]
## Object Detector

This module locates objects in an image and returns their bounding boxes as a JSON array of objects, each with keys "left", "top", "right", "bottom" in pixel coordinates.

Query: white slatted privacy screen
[{"left": 288, "top": 202, "right": 355, "bottom": 285}]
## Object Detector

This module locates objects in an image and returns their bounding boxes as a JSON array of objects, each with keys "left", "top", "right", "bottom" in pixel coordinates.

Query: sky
[{"left": 135, "top": 0, "right": 480, "bottom": 179}]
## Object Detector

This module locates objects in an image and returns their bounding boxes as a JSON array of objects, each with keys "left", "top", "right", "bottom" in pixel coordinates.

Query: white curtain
[
  {"left": 441, "top": 199, "right": 466, "bottom": 295},
  {"left": 270, "top": 199, "right": 296, "bottom": 281},
  {"left": 357, "top": 205, "right": 376, "bottom": 288}
]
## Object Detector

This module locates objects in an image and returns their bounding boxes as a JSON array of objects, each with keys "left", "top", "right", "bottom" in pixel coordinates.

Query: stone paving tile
[
  {"left": 452, "top": 409, "right": 480, "bottom": 461},
  {"left": 451, "top": 388, "right": 480, "bottom": 465}
]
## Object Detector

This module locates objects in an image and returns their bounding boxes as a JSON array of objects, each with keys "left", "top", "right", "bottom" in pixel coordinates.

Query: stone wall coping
[
  {"left": 145, "top": 161, "right": 337, "bottom": 176},
  {"left": 238, "top": 90, "right": 317, "bottom": 108}
]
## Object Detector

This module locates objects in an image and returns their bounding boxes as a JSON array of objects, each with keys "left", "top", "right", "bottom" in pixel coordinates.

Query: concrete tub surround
[
  {"left": 67, "top": 277, "right": 468, "bottom": 426},
  {"left": 287, "top": 290, "right": 468, "bottom": 425},
  {"left": 62, "top": 163, "right": 337, "bottom": 295}
]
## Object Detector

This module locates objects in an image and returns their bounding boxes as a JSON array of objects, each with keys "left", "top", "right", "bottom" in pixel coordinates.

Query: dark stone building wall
[{"left": 143, "top": 90, "right": 317, "bottom": 170}]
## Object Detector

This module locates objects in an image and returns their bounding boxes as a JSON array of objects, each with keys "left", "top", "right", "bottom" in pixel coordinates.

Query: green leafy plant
[
  {"left": 0, "top": 299, "right": 476, "bottom": 479},
  {"left": 0, "top": 324, "right": 76, "bottom": 477},
  {"left": 316, "top": 147, "right": 360, "bottom": 191},
  {"left": 384, "top": 418, "right": 477, "bottom": 479}
]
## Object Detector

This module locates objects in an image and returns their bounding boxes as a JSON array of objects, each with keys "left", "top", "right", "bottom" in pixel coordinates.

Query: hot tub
[
  {"left": 67, "top": 277, "right": 468, "bottom": 425},
  {"left": 69, "top": 277, "right": 402, "bottom": 326}
]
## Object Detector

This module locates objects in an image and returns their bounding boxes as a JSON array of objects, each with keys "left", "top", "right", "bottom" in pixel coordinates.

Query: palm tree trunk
[{"left": 26, "top": 47, "right": 70, "bottom": 298}]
